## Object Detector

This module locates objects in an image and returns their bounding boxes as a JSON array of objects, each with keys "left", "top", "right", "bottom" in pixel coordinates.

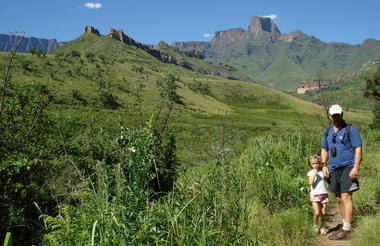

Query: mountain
[
  {"left": 0, "top": 33, "right": 63, "bottom": 53},
  {"left": 79, "top": 26, "right": 252, "bottom": 81},
  {"left": 172, "top": 16, "right": 380, "bottom": 92}
]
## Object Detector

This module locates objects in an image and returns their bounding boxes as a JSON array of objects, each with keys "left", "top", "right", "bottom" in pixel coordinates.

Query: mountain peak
[{"left": 247, "top": 16, "right": 280, "bottom": 39}]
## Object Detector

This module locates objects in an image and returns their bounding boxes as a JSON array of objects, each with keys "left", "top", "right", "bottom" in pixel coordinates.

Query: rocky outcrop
[
  {"left": 362, "top": 59, "right": 380, "bottom": 68},
  {"left": 277, "top": 30, "right": 309, "bottom": 42},
  {"left": 84, "top": 26, "right": 100, "bottom": 35},
  {"left": 183, "top": 50, "right": 204, "bottom": 59},
  {"left": 172, "top": 41, "right": 211, "bottom": 51},
  {"left": 296, "top": 72, "right": 360, "bottom": 94},
  {"left": 104, "top": 28, "right": 193, "bottom": 69},
  {"left": 0, "top": 33, "right": 63, "bottom": 53},
  {"left": 247, "top": 16, "right": 280, "bottom": 39},
  {"left": 212, "top": 28, "right": 247, "bottom": 45}
]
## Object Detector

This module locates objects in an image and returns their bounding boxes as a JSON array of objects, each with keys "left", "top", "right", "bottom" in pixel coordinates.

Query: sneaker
[
  {"left": 320, "top": 227, "right": 328, "bottom": 235},
  {"left": 328, "top": 229, "right": 349, "bottom": 240},
  {"left": 313, "top": 225, "right": 319, "bottom": 235}
]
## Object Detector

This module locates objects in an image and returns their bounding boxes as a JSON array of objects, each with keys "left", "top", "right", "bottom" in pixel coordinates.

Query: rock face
[
  {"left": 247, "top": 16, "right": 280, "bottom": 39},
  {"left": 171, "top": 16, "right": 286, "bottom": 54},
  {"left": 104, "top": 28, "right": 192, "bottom": 69},
  {"left": 212, "top": 28, "right": 247, "bottom": 45},
  {"left": 84, "top": 26, "right": 100, "bottom": 35},
  {"left": 172, "top": 41, "right": 211, "bottom": 51},
  {"left": 0, "top": 33, "right": 63, "bottom": 53}
]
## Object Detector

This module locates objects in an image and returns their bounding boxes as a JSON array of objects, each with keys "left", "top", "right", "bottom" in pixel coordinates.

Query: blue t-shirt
[{"left": 321, "top": 123, "right": 362, "bottom": 170}]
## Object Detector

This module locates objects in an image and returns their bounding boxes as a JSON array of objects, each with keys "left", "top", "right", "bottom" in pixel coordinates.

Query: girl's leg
[
  {"left": 320, "top": 203, "right": 328, "bottom": 235},
  {"left": 321, "top": 203, "right": 327, "bottom": 225},
  {"left": 312, "top": 202, "right": 321, "bottom": 225}
]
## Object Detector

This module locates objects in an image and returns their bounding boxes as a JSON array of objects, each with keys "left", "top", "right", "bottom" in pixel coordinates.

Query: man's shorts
[
  {"left": 310, "top": 193, "right": 329, "bottom": 204},
  {"left": 328, "top": 165, "right": 359, "bottom": 193}
]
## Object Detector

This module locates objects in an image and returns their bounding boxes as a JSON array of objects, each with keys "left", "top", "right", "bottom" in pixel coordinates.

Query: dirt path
[{"left": 317, "top": 202, "right": 351, "bottom": 246}]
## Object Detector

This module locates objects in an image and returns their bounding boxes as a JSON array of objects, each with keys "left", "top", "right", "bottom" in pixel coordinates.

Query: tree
[
  {"left": 30, "top": 48, "right": 46, "bottom": 58},
  {"left": 364, "top": 67, "right": 380, "bottom": 129}
]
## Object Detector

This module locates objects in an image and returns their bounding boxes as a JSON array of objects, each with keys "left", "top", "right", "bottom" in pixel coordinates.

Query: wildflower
[{"left": 129, "top": 147, "right": 136, "bottom": 152}]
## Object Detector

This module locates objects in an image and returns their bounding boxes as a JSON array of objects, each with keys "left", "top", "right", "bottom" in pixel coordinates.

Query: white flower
[{"left": 129, "top": 147, "right": 136, "bottom": 152}]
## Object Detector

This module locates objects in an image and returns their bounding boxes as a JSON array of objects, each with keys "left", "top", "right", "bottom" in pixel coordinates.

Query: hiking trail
[{"left": 318, "top": 202, "right": 351, "bottom": 246}]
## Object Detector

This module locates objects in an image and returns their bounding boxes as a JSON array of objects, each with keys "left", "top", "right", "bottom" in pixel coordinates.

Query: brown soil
[{"left": 317, "top": 202, "right": 351, "bottom": 246}]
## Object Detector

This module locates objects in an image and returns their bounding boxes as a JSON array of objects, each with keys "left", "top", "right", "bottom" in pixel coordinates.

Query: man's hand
[
  {"left": 349, "top": 167, "right": 359, "bottom": 179},
  {"left": 322, "top": 166, "right": 329, "bottom": 178}
]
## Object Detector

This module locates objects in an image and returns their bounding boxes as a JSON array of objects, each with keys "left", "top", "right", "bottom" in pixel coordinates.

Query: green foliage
[
  {"left": 364, "top": 67, "right": 380, "bottom": 128},
  {"left": 151, "top": 133, "right": 318, "bottom": 245},
  {"left": 0, "top": 81, "right": 55, "bottom": 245},
  {"left": 351, "top": 213, "right": 380, "bottom": 246},
  {"left": 188, "top": 80, "right": 212, "bottom": 95},
  {"left": 3, "top": 232, "right": 12, "bottom": 246},
  {"left": 41, "top": 123, "right": 179, "bottom": 245},
  {"left": 98, "top": 90, "right": 120, "bottom": 109},
  {"left": 30, "top": 48, "right": 46, "bottom": 58},
  {"left": 67, "top": 50, "right": 81, "bottom": 58}
]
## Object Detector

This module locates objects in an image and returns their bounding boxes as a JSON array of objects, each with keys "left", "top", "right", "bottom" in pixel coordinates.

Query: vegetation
[
  {"left": 364, "top": 67, "right": 380, "bottom": 128},
  {"left": 0, "top": 32, "right": 379, "bottom": 245}
]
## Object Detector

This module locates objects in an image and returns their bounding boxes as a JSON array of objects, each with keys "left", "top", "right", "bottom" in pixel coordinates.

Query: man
[{"left": 321, "top": 104, "right": 362, "bottom": 240}]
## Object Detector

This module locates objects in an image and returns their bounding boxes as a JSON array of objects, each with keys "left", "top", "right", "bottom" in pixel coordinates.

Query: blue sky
[{"left": 1, "top": 0, "right": 379, "bottom": 45}]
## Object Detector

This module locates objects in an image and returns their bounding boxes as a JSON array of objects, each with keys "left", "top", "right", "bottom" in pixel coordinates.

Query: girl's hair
[{"left": 306, "top": 155, "right": 321, "bottom": 168}]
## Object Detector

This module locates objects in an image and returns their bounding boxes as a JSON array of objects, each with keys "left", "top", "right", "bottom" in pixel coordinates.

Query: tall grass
[{"left": 156, "top": 133, "right": 320, "bottom": 245}]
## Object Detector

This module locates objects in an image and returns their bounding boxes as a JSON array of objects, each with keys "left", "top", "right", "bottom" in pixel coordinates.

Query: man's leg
[
  {"left": 341, "top": 192, "right": 353, "bottom": 230},
  {"left": 335, "top": 193, "right": 345, "bottom": 225}
]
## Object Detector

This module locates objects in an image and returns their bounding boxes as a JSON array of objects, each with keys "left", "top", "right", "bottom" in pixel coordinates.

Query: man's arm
[
  {"left": 349, "top": 146, "right": 362, "bottom": 179},
  {"left": 321, "top": 148, "right": 329, "bottom": 177}
]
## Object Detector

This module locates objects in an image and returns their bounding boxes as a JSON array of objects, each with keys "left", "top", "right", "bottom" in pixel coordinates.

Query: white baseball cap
[{"left": 329, "top": 104, "right": 343, "bottom": 115}]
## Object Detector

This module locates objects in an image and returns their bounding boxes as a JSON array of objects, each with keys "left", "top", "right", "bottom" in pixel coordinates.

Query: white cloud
[
  {"left": 261, "top": 14, "right": 277, "bottom": 20},
  {"left": 84, "top": 2, "right": 102, "bottom": 9},
  {"left": 203, "top": 33, "right": 211, "bottom": 38}
]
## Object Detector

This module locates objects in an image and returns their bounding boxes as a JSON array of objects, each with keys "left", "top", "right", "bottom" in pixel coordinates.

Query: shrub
[
  {"left": 30, "top": 48, "right": 46, "bottom": 58},
  {"left": 0, "top": 82, "right": 55, "bottom": 245},
  {"left": 98, "top": 90, "right": 120, "bottom": 109},
  {"left": 41, "top": 124, "right": 179, "bottom": 245}
]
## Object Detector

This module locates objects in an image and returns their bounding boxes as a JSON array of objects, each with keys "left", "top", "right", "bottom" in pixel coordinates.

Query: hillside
[
  {"left": 1, "top": 31, "right": 371, "bottom": 163},
  {"left": 294, "top": 63, "right": 380, "bottom": 111}
]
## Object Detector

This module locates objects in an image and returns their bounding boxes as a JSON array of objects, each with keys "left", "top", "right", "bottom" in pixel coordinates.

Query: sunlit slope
[{"left": 0, "top": 33, "right": 371, "bottom": 163}]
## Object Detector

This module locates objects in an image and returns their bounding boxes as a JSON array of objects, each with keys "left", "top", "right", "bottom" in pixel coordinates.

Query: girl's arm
[{"left": 308, "top": 170, "right": 317, "bottom": 185}]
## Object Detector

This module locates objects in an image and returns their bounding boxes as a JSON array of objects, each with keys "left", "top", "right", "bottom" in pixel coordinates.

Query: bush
[
  {"left": 30, "top": 48, "right": 46, "bottom": 58},
  {"left": 41, "top": 124, "right": 179, "bottom": 245},
  {"left": 364, "top": 67, "right": 380, "bottom": 129},
  {"left": 0, "top": 82, "right": 55, "bottom": 245},
  {"left": 98, "top": 90, "right": 120, "bottom": 109}
]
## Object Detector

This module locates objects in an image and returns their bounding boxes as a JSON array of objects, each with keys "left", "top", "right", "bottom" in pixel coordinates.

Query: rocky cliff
[
  {"left": 247, "top": 16, "right": 280, "bottom": 39},
  {"left": 172, "top": 16, "right": 286, "bottom": 51},
  {"left": 0, "top": 34, "right": 63, "bottom": 53},
  {"left": 171, "top": 41, "right": 210, "bottom": 52},
  {"left": 81, "top": 27, "right": 192, "bottom": 70}
]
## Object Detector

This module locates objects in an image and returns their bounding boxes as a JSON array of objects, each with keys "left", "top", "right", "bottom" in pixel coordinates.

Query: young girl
[{"left": 307, "top": 155, "right": 329, "bottom": 235}]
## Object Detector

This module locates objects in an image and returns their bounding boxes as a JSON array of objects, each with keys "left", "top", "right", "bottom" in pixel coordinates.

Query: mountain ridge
[
  {"left": 0, "top": 33, "right": 63, "bottom": 53},
  {"left": 171, "top": 16, "right": 380, "bottom": 91}
]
